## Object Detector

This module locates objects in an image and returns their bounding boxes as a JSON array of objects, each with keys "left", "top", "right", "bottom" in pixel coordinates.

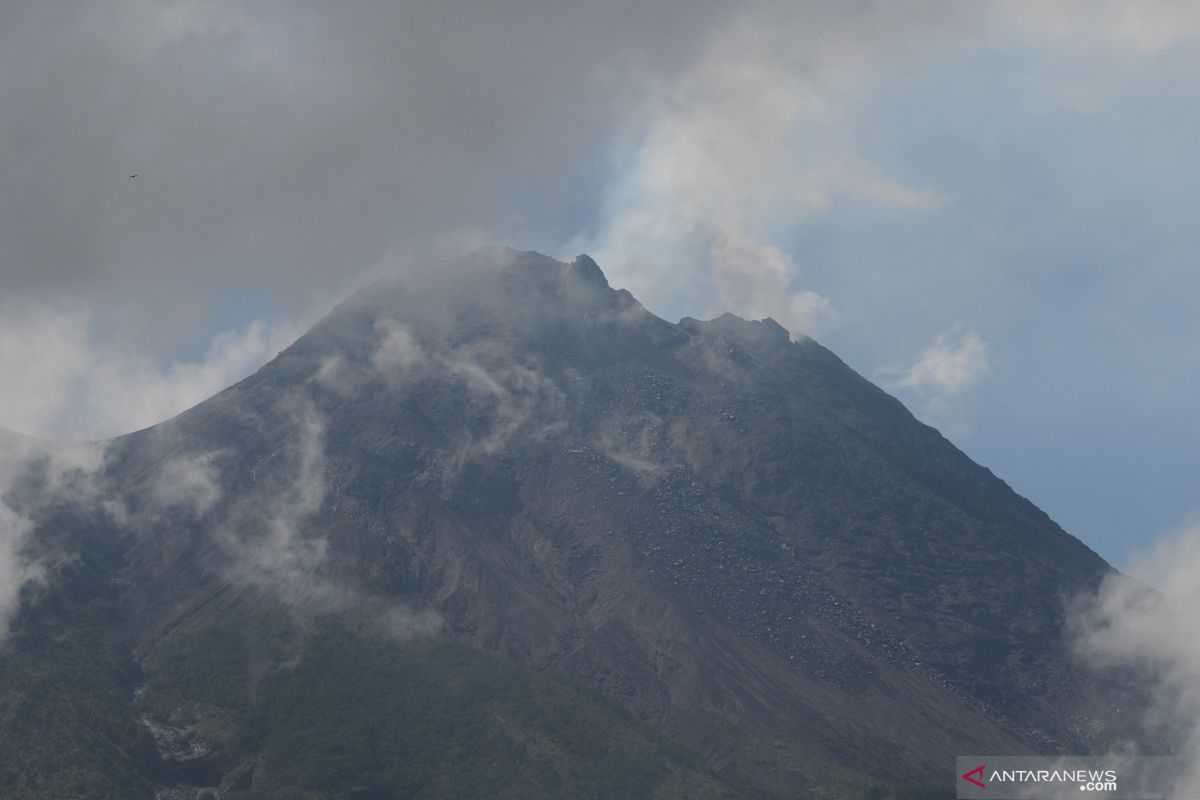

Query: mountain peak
[{"left": 568, "top": 253, "right": 609, "bottom": 289}]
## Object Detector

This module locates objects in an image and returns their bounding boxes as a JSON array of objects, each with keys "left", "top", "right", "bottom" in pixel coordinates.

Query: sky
[{"left": 1, "top": 1, "right": 1198, "bottom": 569}]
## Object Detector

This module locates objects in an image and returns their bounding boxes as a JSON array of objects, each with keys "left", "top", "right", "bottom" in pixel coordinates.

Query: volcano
[{"left": 0, "top": 249, "right": 1145, "bottom": 799}]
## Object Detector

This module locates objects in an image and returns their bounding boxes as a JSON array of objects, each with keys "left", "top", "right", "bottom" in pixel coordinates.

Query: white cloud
[
  {"left": 888, "top": 324, "right": 990, "bottom": 397},
  {"left": 371, "top": 319, "right": 424, "bottom": 377},
  {"left": 0, "top": 499, "right": 39, "bottom": 644},
  {"left": 880, "top": 324, "right": 990, "bottom": 438},
  {"left": 221, "top": 404, "right": 328, "bottom": 602},
  {"left": 1073, "top": 515, "right": 1200, "bottom": 798},
  {"left": 0, "top": 303, "right": 300, "bottom": 441},
  {"left": 150, "top": 452, "right": 223, "bottom": 515},
  {"left": 0, "top": 436, "right": 109, "bottom": 643}
]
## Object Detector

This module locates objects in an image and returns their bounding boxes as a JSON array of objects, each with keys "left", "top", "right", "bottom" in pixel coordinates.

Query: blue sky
[
  {"left": 786, "top": 33, "right": 1200, "bottom": 565},
  {"left": 553, "top": 15, "right": 1200, "bottom": 568},
  {"left": 1, "top": 1, "right": 1197, "bottom": 568}
]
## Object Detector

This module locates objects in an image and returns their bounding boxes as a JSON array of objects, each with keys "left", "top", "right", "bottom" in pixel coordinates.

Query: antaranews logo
[
  {"left": 962, "top": 764, "right": 986, "bottom": 789},
  {"left": 956, "top": 756, "right": 1184, "bottom": 799}
]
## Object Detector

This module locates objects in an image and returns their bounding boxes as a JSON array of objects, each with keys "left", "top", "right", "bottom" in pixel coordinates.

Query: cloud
[
  {"left": 578, "top": 15, "right": 944, "bottom": 339},
  {"left": 0, "top": 1, "right": 722, "bottom": 438},
  {"left": 0, "top": 1, "right": 723, "bottom": 316},
  {"left": 0, "top": 302, "right": 299, "bottom": 440},
  {"left": 215, "top": 399, "right": 439, "bottom": 638},
  {"left": 0, "top": 436, "right": 109, "bottom": 643},
  {"left": 1073, "top": 515, "right": 1200, "bottom": 797},
  {"left": 0, "top": 0, "right": 1170, "bottom": 439},
  {"left": 148, "top": 451, "right": 223, "bottom": 516},
  {"left": 438, "top": 345, "right": 567, "bottom": 467},
  {"left": 0, "top": 499, "right": 38, "bottom": 644},
  {"left": 370, "top": 319, "right": 424, "bottom": 378},
  {"left": 222, "top": 403, "right": 327, "bottom": 597},
  {"left": 0, "top": 2, "right": 959, "bottom": 351},
  {"left": 0, "top": 1, "right": 1195, "bottom": 345},
  {"left": 886, "top": 323, "right": 990, "bottom": 397},
  {"left": 594, "top": 410, "right": 672, "bottom": 481},
  {"left": 879, "top": 323, "right": 990, "bottom": 438},
  {"left": 0, "top": 385, "right": 436, "bottom": 645},
  {"left": 996, "top": 0, "right": 1200, "bottom": 55},
  {"left": 346, "top": 307, "right": 567, "bottom": 469}
]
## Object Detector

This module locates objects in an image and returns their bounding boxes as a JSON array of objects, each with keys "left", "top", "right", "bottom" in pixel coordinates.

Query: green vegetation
[
  {"left": 692, "top": 714, "right": 955, "bottom": 800},
  {"left": 0, "top": 520, "right": 952, "bottom": 800},
  {"left": 135, "top": 614, "right": 738, "bottom": 799},
  {"left": 0, "top": 573, "right": 948, "bottom": 800},
  {"left": 0, "top": 532, "right": 739, "bottom": 800},
  {"left": 0, "top": 549, "right": 155, "bottom": 800}
]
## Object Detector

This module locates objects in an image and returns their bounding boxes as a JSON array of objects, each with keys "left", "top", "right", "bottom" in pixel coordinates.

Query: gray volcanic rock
[{"left": 2, "top": 249, "right": 1150, "bottom": 798}]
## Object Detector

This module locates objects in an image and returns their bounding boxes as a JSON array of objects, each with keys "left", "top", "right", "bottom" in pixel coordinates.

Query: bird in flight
[{"left": 129, "top": 174, "right": 138, "bottom": 178}]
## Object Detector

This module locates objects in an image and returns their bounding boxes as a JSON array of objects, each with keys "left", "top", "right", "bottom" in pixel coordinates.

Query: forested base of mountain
[
  {"left": 0, "top": 566, "right": 733, "bottom": 799},
  {"left": 0, "top": 552, "right": 951, "bottom": 800},
  {"left": 137, "top": 619, "right": 741, "bottom": 800},
  {"left": 0, "top": 538, "right": 160, "bottom": 799}
]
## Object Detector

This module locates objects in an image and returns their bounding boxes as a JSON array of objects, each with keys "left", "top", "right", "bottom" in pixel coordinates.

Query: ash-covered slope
[{"left": 1, "top": 249, "right": 1145, "bottom": 799}]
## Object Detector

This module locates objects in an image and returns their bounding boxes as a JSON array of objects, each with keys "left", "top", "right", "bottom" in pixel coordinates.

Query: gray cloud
[
  {"left": 1, "top": 0, "right": 1192, "bottom": 347},
  {"left": 0, "top": 0, "right": 723, "bottom": 438},
  {"left": 0, "top": 2, "right": 986, "bottom": 333},
  {"left": 0, "top": 1, "right": 724, "bottom": 317},
  {"left": 0, "top": 1, "right": 983, "bottom": 441}
]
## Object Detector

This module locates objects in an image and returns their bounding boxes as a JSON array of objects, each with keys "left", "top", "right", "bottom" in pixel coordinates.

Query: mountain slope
[{"left": 0, "top": 249, "right": 1144, "bottom": 798}]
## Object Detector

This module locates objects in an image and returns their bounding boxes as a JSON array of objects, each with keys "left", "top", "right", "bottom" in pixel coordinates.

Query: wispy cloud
[
  {"left": 147, "top": 450, "right": 224, "bottom": 517},
  {"left": 370, "top": 319, "right": 425, "bottom": 378},
  {"left": 886, "top": 324, "right": 990, "bottom": 397},
  {"left": 0, "top": 498, "right": 38, "bottom": 644},
  {"left": 214, "top": 399, "right": 440, "bottom": 639},
  {"left": 220, "top": 402, "right": 329, "bottom": 603},
  {"left": 880, "top": 323, "right": 990, "bottom": 438}
]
